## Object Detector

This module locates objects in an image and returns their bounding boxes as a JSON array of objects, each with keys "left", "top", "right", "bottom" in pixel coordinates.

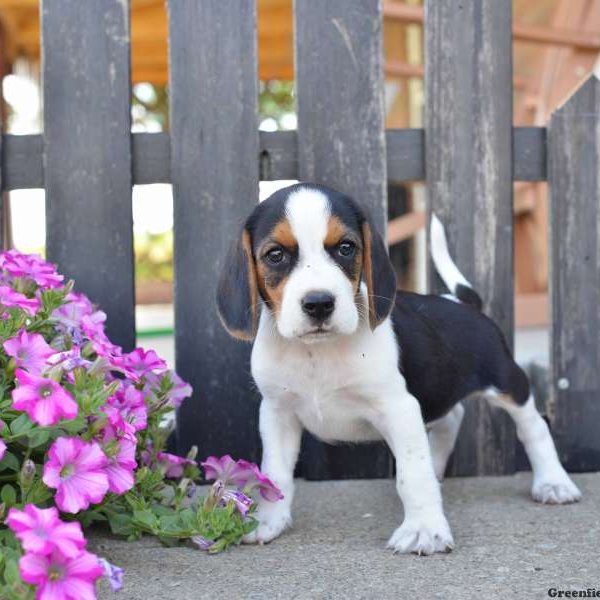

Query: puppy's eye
[
  {"left": 265, "top": 247, "right": 285, "bottom": 264},
  {"left": 338, "top": 240, "right": 356, "bottom": 257}
]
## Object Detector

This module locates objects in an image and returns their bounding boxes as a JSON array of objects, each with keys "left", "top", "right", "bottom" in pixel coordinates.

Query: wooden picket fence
[{"left": 2, "top": 0, "right": 599, "bottom": 477}]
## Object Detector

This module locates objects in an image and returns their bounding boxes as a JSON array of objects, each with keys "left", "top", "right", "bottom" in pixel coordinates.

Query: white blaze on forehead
[{"left": 285, "top": 188, "right": 331, "bottom": 256}]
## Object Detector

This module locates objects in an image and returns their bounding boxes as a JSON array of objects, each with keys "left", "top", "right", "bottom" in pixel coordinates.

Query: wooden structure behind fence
[{"left": 2, "top": 0, "right": 599, "bottom": 476}]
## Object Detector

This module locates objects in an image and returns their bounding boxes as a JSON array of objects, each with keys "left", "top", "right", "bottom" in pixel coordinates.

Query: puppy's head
[{"left": 217, "top": 183, "right": 396, "bottom": 342}]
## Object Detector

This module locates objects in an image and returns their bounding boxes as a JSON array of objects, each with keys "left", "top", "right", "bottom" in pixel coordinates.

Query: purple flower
[
  {"left": 0, "top": 285, "right": 40, "bottom": 315},
  {"left": 107, "top": 385, "right": 147, "bottom": 432},
  {"left": 251, "top": 469, "right": 284, "bottom": 502},
  {"left": 220, "top": 490, "right": 253, "bottom": 517},
  {"left": 0, "top": 250, "right": 64, "bottom": 289},
  {"left": 4, "top": 330, "right": 55, "bottom": 374},
  {"left": 191, "top": 536, "right": 215, "bottom": 551},
  {"left": 163, "top": 370, "right": 193, "bottom": 407},
  {"left": 12, "top": 369, "right": 78, "bottom": 426},
  {"left": 53, "top": 292, "right": 100, "bottom": 330},
  {"left": 202, "top": 455, "right": 283, "bottom": 502},
  {"left": 47, "top": 346, "right": 91, "bottom": 372},
  {"left": 156, "top": 452, "right": 196, "bottom": 478},
  {"left": 101, "top": 405, "right": 136, "bottom": 442},
  {"left": 110, "top": 347, "right": 167, "bottom": 382},
  {"left": 98, "top": 557, "right": 124, "bottom": 592},
  {"left": 201, "top": 455, "right": 257, "bottom": 487}
]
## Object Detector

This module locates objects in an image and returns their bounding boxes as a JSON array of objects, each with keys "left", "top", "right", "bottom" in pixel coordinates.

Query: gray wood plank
[
  {"left": 1, "top": 128, "right": 548, "bottom": 190},
  {"left": 549, "top": 75, "right": 600, "bottom": 471},
  {"left": 168, "top": 1, "right": 261, "bottom": 463},
  {"left": 295, "top": 0, "right": 392, "bottom": 479},
  {"left": 425, "top": 0, "right": 516, "bottom": 476},
  {"left": 42, "top": 0, "right": 135, "bottom": 350}
]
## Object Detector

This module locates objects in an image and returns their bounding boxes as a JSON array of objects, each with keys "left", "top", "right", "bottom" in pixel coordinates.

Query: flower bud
[
  {"left": 19, "top": 459, "right": 36, "bottom": 493},
  {"left": 64, "top": 279, "right": 75, "bottom": 295},
  {"left": 186, "top": 445, "right": 198, "bottom": 461}
]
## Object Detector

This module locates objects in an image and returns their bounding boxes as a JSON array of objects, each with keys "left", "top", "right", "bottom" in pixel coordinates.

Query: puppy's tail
[{"left": 430, "top": 214, "right": 483, "bottom": 311}]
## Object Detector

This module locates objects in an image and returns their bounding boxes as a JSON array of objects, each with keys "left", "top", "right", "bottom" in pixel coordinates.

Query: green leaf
[
  {"left": 3, "top": 558, "right": 20, "bottom": 586},
  {"left": 26, "top": 429, "right": 50, "bottom": 449},
  {"left": 24, "top": 480, "right": 53, "bottom": 505},
  {"left": 10, "top": 414, "right": 32, "bottom": 436},
  {"left": 1, "top": 484, "right": 17, "bottom": 506},
  {"left": 0, "top": 452, "right": 20, "bottom": 473},
  {"left": 107, "top": 512, "right": 135, "bottom": 537},
  {"left": 132, "top": 509, "right": 158, "bottom": 533}
]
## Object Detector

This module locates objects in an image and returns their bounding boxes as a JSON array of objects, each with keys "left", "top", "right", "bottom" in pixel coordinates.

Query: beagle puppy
[{"left": 217, "top": 183, "right": 581, "bottom": 555}]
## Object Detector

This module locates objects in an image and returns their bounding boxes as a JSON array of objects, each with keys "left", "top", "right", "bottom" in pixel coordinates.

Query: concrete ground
[{"left": 91, "top": 472, "right": 600, "bottom": 600}]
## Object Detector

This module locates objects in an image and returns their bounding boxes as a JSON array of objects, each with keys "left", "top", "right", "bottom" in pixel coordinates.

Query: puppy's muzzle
[{"left": 301, "top": 291, "right": 335, "bottom": 323}]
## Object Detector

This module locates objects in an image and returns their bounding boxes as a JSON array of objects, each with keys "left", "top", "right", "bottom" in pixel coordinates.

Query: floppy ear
[
  {"left": 361, "top": 217, "right": 397, "bottom": 329},
  {"left": 216, "top": 228, "right": 259, "bottom": 341}
]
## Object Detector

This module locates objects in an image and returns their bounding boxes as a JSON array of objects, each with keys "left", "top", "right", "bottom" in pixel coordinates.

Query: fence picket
[
  {"left": 549, "top": 75, "right": 600, "bottom": 471},
  {"left": 425, "top": 0, "right": 516, "bottom": 476},
  {"left": 295, "top": 0, "right": 391, "bottom": 479},
  {"left": 42, "top": 0, "right": 135, "bottom": 350},
  {"left": 168, "top": 1, "right": 261, "bottom": 462}
]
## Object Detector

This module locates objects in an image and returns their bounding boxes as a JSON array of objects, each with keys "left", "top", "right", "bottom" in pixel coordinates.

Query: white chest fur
[{"left": 251, "top": 310, "right": 401, "bottom": 443}]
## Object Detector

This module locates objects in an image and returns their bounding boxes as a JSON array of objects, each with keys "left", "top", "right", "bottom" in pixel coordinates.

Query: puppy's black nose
[{"left": 301, "top": 291, "right": 335, "bottom": 322}]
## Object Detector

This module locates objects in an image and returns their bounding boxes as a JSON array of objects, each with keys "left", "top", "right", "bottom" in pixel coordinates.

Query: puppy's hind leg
[
  {"left": 427, "top": 403, "right": 465, "bottom": 481},
  {"left": 486, "top": 391, "right": 581, "bottom": 504}
]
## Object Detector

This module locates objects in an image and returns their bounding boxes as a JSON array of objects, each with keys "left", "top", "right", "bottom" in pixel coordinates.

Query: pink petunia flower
[
  {"left": 0, "top": 250, "right": 64, "bottom": 289},
  {"left": 12, "top": 369, "right": 78, "bottom": 426},
  {"left": 201, "top": 455, "right": 257, "bottom": 487},
  {"left": 4, "top": 330, "right": 55, "bottom": 374},
  {"left": 156, "top": 452, "right": 196, "bottom": 479},
  {"left": 107, "top": 385, "right": 147, "bottom": 432},
  {"left": 43, "top": 437, "right": 109, "bottom": 513},
  {"left": 103, "top": 437, "right": 137, "bottom": 495},
  {"left": 6, "top": 505, "right": 86, "bottom": 558},
  {"left": 0, "top": 419, "right": 5, "bottom": 462},
  {"left": 0, "top": 285, "right": 40, "bottom": 315},
  {"left": 19, "top": 549, "right": 103, "bottom": 600},
  {"left": 110, "top": 347, "right": 167, "bottom": 381}
]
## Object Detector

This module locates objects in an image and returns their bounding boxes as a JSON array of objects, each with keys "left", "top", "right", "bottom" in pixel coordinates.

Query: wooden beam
[
  {"left": 384, "top": 2, "right": 600, "bottom": 51},
  {"left": 515, "top": 293, "right": 548, "bottom": 328},
  {"left": 385, "top": 59, "right": 528, "bottom": 90},
  {"left": 387, "top": 211, "right": 425, "bottom": 245}
]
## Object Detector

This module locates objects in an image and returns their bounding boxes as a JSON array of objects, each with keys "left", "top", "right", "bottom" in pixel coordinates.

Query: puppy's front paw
[
  {"left": 532, "top": 472, "right": 582, "bottom": 504},
  {"left": 242, "top": 507, "right": 291, "bottom": 545},
  {"left": 387, "top": 513, "right": 454, "bottom": 556}
]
